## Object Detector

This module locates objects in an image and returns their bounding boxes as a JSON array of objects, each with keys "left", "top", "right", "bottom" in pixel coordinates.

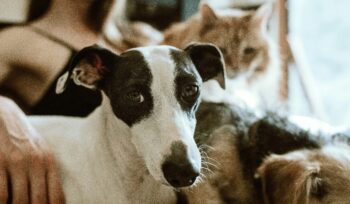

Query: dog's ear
[
  {"left": 185, "top": 43, "right": 226, "bottom": 89},
  {"left": 56, "top": 44, "right": 118, "bottom": 94},
  {"left": 257, "top": 154, "right": 322, "bottom": 204}
]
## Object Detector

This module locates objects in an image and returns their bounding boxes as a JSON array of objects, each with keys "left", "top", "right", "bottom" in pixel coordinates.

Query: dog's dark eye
[
  {"left": 243, "top": 47, "right": 256, "bottom": 55},
  {"left": 181, "top": 84, "right": 199, "bottom": 103},
  {"left": 126, "top": 91, "right": 144, "bottom": 104}
]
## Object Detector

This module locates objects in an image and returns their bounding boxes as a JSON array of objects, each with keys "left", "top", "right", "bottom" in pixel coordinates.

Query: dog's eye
[
  {"left": 182, "top": 84, "right": 199, "bottom": 103},
  {"left": 243, "top": 47, "right": 256, "bottom": 55},
  {"left": 126, "top": 91, "right": 144, "bottom": 104}
]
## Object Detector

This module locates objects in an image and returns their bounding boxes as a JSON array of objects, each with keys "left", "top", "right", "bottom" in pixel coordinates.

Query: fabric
[{"left": 29, "top": 27, "right": 102, "bottom": 116}]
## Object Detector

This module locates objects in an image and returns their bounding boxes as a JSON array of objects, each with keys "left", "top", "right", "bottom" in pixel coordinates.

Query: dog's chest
[
  {"left": 38, "top": 116, "right": 176, "bottom": 203},
  {"left": 62, "top": 166, "right": 176, "bottom": 204}
]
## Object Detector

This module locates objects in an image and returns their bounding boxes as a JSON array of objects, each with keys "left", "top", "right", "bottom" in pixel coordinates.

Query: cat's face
[{"left": 196, "top": 5, "right": 272, "bottom": 78}]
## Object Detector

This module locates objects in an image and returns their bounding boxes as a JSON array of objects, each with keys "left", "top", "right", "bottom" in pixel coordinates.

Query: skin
[
  {"left": 0, "top": 96, "right": 64, "bottom": 203},
  {"left": 0, "top": 0, "right": 117, "bottom": 202}
]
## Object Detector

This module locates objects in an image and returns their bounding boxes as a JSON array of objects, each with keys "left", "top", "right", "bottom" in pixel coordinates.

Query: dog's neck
[{"left": 84, "top": 95, "right": 176, "bottom": 203}]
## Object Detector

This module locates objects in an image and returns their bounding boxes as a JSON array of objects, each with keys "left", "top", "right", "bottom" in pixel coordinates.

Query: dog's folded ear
[
  {"left": 257, "top": 154, "right": 322, "bottom": 204},
  {"left": 56, "top": 44, "right": 118, "bottom": 94},
  {"left": 185, "top": 43, "right": 226, "bottom": 89}
]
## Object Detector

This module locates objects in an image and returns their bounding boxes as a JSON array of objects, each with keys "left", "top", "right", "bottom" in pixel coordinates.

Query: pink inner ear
[{"left": 91, "top": 54, "right": 106, "bottom": 75}]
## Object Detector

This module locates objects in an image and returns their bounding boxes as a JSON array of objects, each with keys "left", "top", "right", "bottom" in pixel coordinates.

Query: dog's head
[
  {"left": 257, "top": 145, "right": 350, "bottom": 204},
  {"left": 56, "top": 43, "right": 225, "bottom": 188}
]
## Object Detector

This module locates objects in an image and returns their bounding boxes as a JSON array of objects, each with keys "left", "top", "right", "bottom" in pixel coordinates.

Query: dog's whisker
[
  {"left": 199, "top": 144, "right": 216, "bottom": 151},
  {"left": 202, "top": 156, "right": 221, "bottom": 168},
  {"left": 202, "top": 161, "right": 220, "bottom": 169},
  {"left": 201, "top": 167, "right": 214, "bottom": 176},
  {"left": 200, "top": 152, "right": 220, "bottom": 169}
]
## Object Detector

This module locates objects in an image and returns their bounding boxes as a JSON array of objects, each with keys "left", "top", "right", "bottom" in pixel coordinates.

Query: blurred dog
[
  {"left": 258, "top": 143, "right": 350, "bottom": 204},
  {"left": 182, "top": 102, "right": 350, "bottom": 204}
]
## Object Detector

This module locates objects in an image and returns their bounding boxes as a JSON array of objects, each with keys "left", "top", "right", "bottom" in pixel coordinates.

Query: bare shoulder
[
  {"left": 0, "top": 27, "right": 44, "bottom": 65},
  {"left": 0, "top": 26, "right": 72, "bottom": 72},
  {"left": 0, "top": 26, "right": 73, "bottom": 104},
  {"left": 0, "top": 27, "right": 33, "bottom": 81},
  {"left": 0, "top": 26, "right": 37, "bottom": 48}
]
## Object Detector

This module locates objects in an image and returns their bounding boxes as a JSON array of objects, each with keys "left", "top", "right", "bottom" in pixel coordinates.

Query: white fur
[
  {"left": 29, "top": 46, "right": 201, "bottom": 203},
  {"left": 129, "top": 46, "right": 201, "bottom": 183},
  {"left": 201, "top": 45, "right": 281, "bottom": 116},
  {"left": 30, "top": 97, "right": 175, "bottom": 203},
  {"left": 201, "top": 35, "right": 282, "bottom": 116}
]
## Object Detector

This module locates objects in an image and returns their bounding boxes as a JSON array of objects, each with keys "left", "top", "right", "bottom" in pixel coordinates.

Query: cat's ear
[
  {"left": 56, "top": 44, "right": 118, "bottom": 94},
  {"left": 185, "top": 43, "right": 226, "bottom": 89},
  {"left": 200, "top": 4, "right": 217, "bottom": 25},
  {"left": 251, "top": 3, "right": 273, "bottom": 31}
]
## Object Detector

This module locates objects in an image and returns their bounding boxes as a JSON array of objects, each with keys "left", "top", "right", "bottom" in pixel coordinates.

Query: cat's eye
[
  {"left": 243, "top": 47, "right": 256, "bottom": 55},
  {"left": 126, "top": 90, "right": 144, "bottom": 104},
  {"left": 181, "top": 84, "right": 199, "bottom": 103}
]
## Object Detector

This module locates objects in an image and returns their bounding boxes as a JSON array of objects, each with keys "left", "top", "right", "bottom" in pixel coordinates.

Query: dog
[
  {"left": 180, "top": 102, "right": 350, "bottom": 204},
  {"left": 257, "top": 143, "right": 350, "bottom": 204},
  {"left": 29, "top": 43, "right": 226, "bottom": 203}
]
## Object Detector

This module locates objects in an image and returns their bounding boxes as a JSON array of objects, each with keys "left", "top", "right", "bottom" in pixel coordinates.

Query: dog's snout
[
  {"left": 162, "top": 141, "right": 200, "bottom": 188},
  {"left": 162, "top": 160, "right": 199, "bottom": 188}
]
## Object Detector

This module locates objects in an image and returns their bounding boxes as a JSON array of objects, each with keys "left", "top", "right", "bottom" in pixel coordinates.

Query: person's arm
[{"left": 0, "top": 96, "right": 65, "bottom": 203}]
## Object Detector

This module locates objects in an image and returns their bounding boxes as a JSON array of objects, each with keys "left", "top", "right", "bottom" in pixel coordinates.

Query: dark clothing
[{"left": 29, "top": 27, "right": 102, "bottom": 117}]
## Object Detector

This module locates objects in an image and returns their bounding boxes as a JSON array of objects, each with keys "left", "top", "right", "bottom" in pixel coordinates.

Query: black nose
[
  {"left": 162, "top": 160, "right": 199, "bottom": 188},
  {"left": 162, "top": 141, "right": 200, "bottom": 188}
]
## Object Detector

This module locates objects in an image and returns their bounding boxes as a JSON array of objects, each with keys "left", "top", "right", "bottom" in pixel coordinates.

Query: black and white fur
[
  {"left": 29, "top": 44, "right": 226, "bottom": 203},
  {"left": 186, "top": 101, "right": 350, "bottom": 203}
]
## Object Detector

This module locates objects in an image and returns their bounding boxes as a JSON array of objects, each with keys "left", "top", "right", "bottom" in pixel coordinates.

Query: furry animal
[
  {"left": 258, "top": 143, "right": 350, "bottom": 204},
  {"left": 163, "top": 4, "right": 282, "bottom": 111},
  {"left": 181, "top": 102, "right": 350, "bottom": 204},
  {"left": 29, "top": 43, "right": 226, "bottom": 203}
]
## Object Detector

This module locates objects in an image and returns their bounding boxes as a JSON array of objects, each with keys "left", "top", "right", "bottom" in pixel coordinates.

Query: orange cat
[{"left": 163, "top": 4, "right": 283, "bottom": 112}]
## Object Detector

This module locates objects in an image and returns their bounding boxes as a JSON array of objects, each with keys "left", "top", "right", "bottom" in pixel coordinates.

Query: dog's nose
[
  {"left": 162, "top": 160, "right": 199, "bottom": 188},
  {"left": 161, "top": 141, "right": 200, "bottom": 188}
]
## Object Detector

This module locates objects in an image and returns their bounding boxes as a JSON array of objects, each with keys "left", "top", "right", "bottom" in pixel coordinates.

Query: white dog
[{"left": 29, "top": 43, "right": 226, "bottom": 203}]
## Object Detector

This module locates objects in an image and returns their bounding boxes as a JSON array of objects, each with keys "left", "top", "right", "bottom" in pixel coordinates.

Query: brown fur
[
  {"left": 257, "top": 145, "right": 350, "bottom": 204},
  {"left": 163, "top": 4, "right": 283, "bottom": 110},
  {"left": 163, "top": 4, "right": 276, "bottom": 80},
  {"left": 183, "top": 120, "right": 350, "bottom": 204},
  {"left": 182, "top": 125, "right": 257, "bottom": 204},
  {"left": 107, "top": 3, "right": 283, "bottom": 109}
]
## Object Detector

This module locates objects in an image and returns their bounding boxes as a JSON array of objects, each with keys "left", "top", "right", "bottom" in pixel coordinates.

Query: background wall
[{"left": 289, "top": 0, "right": 350, "bottom": 127}]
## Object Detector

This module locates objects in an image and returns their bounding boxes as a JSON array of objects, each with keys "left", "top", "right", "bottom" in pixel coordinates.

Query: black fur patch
[
  {"left": 102, "top": 50, "right": 154, "bottom": 126},
  {"left": 194, "top": 103, "right": 324, "bottom": 203},
  {"left": 171, "top": 49, "right": 202, "bottom": 117},
  {"left": 195, "top": 102, "right": 256, "bottom": 145},
  {"left": 236, "top": 114, "right": 322, "bottom": 202},
  {"left": 238, "top": 114, "right": 321, "bottom": 180}
]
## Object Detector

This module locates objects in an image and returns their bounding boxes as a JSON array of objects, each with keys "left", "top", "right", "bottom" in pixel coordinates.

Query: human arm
[{"left": 0, "top": 96, "right": 65, "bottom": 203}]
